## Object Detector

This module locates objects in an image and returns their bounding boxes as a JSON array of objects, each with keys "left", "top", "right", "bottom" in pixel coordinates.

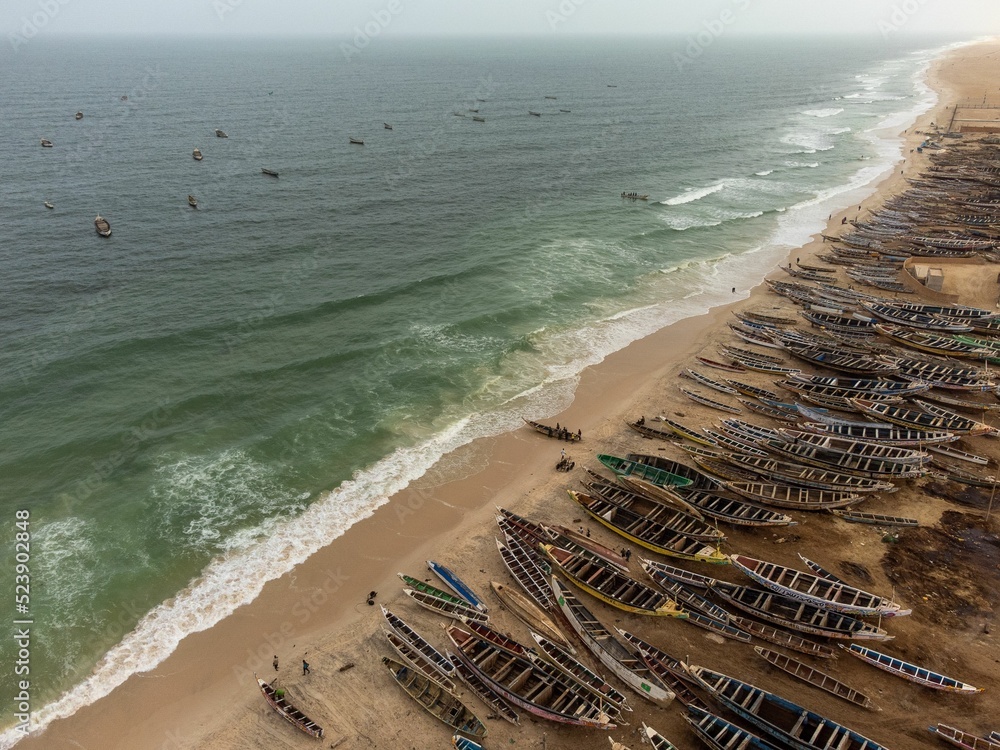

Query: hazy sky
[{"left": 4, "top": 0, "right": 1000, "bottom": 39}]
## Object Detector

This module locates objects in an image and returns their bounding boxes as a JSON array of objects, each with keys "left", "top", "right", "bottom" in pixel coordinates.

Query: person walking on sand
[
  {"left": 302, "top": 659, "right": 311, "bottom": 675},
  {"left": 273, "top": 655, "right": 279, "bottom": 671},
  {"left": 561, "top": 448, "right": 566, "bottom": 461}
]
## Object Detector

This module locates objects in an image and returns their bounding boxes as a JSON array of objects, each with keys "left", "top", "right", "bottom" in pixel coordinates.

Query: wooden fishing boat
[
  {"left": 403, "top": 589, "right": 489, "bottom": 624},
  {"left": 447, "top": 625, "right": 615, "bottom": 728},
  {"left": 639, "top": 558, "right": 719, "bottom": 589},
  {"left": 192, "top": 147, "right": 203, "bottom": 161},
  {"left": 398, "top": 573, "right": 469, "bottom": 606},
  {"left": 801, "top": 309, "right": 877, "bottom": 331},
  {"left": 382, "top": 656, "right": 488, "bottom": 739},
  {"left": 380, "top": 606, "right": 457, "bottom": 683},
  {"left": 261, "top": 168, "right": 280, "bottom": 177},
  {"left": 530, "top": 631, "right": 631, "bottom": 711},
  {"left": 489, "top": 581, "right": 571, "bottom": 651},
  {"left": 743, "top": 310, "right": 798, "bottom": 326},
  {"left": 730, "top": 553, "right": 907, "bottom": 617},
  {"left": 831, "top": 509, "right": 918, "bottom": 526},
  {"left": 382, "top": 627, "right": 458, "bottom": 692},
  {"left": 461, "top": 620, "right": 535, "bottom": 661},
  {"left": 215, "top": 129, "right": 228, "bottom": 137},
  {"left": 453, "top": 735, "right": 483, "bottom": 750},
  {"left": 642, "top": 723, "right": 682, "bottom": 750},
  {"left": 852, "top": 399, "right": 993, "bottom": 436},
  {"left": 676, "top": 488, "right": 797, "bottom": 527},
  {"left": 928, "top": 725, "right": 1000, "bottom": 750},
  {"left": 927, "top": 443, "right": 988, "bottom": 465},
  {"left": 693, "top": 454, "right": 762, "bottom": 483},
  {"left": 683, "top": 369, "right": 739, "bottom": 394},
  {"left": 448, "top": 651, "right": 521, "bottom": 726},
  {"left": 626, "top": 418, "right": 682, "bottom": 443},
  {"left": 684, "top": 705, "right": 782, "bottom": 750},
  {"left": 541, "top": 522, "right": 631, "bottom": 572},
  {"left": 740, "top": 399, "right": 799, "bottom": 422},
  {"left": 917, "top": 400, "right": 1000, "bottom": 435},
  {"left": 428, "top": 561, "right": 487, "bottom": 612},
  {"left": 187, "top": 194, "right": 198, "bottom": 208},
  {"left": 777, "top": 429, "right": 929, "bottom": 464},
  {"left": 782, "top": 345, "right": 898, "bottom": 376},
  {"left": 729, "top": 321, "right": 784, "bottom": 348},
  {"left": 843, "top": 644, "right": 983, "bottom": 693},
  {"left": 542, "top": 544, "right": 686, "bottom": 616},
  {"left": 724, "top": 452, "right": 897, "bottom": 493},
  {"left": 920, "top": 387, "right": 1000, "bottom": 412},
  {"left": 724, "top": 481, "right": 864, "bottom": 511},
  {"left": 654, "top": 417, "right": 718, "bottom": 447},
  {"left": 759, "top": 439, "right": 928, "bottom": 479},
  {"left": 702, "top": 429, "right": 771, "bottom": 456},
  {"left": 522, "top": 417, "right": 581, "bottom": 441},
  {"left": 683, "top": 664, "right": 888, "bottom": 750},
  {"left": 711, "top": 582, "right": 893, "bottom": 640},
  {"left": 680, "top": 388, "right": 742, "bottom": 414},
  {"left": 615, "top": 630, "right": 711, "bottom": 709},
  {"left": 568, "top": 490, "right": 729, "bottom": 564},
  {"left": 582, "top": 478, "right": 724, "bottom": 541},
  {"left": 640, "top": 565, "right": 750, "bottom": 643},
  {"left": 788, "top": 373, "right": 929, "bottom": 394},
  {"left": 597, "top": 454, "right": 694, "bottom": 487},
  {"left": 798, "top": 420, "right": 958, "bottom": 446},
  {"left": 862, "top": 301, "right": 973, "bottom": 331},
  {"left": 696, "top": 356, "right": 746, "bottom": 373},
  {"left": 349, "top": 137, "right": 364, "bottom": 144},
  {"left": 550, "top": 576, "right": 674, "bottom": 705},
  {"left": 616, "top": 475, "right": 707, "bottom": 519},
  {"left": 778, "top": 380, "right": 906, "bottom": 402},
  {"left": 754, "top": 646, "right": 873, "bottom": 708},
  {"left": 94, "top": 215, "right": 112, "bottom": 237},
  {"left": 256, "top": 674, "right": 324, "bottom": 738},
  {"left": 720, "top": 419, "right": 781, "bottom": 442},
  {"left": 496, "top": 533, "right": 553, "bottom": 610},
  {"left": 728, "top": 616, "right": 836, "bottom": 658},
  {"left": 726, "top": 380, "right": 780, "bottom": 400},
  {"left": 875, "top": 324, "right": 991, "bottom": 358}
]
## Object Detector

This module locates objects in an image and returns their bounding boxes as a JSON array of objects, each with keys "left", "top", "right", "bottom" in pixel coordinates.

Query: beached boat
[
  {"left": 541, "top": 522, "right": 630, "bottom": 571},
  {"left": 875, "top": 324, "right": 991, "bottom": 358},
  {"left": 683, "top": 369, "right": 739, "bottom": 395},
  {"left": 927, "top": 443, "right": 989, "bottom": 465},
  {"left": 94, "top": 215, "right": 112, "bottom": 237},
  {"left": 759, "top": 439, "right": 927, "bottom": 479},
  {"left": 640, "top": 565, "right": 750, "bottom": 642},
  {"left": 446, "top": 625, "right": 615, "bottom": 729},
  {"left": 530, "top": 631, "right": 631, "bottom": 714},
  {"left": 597, "top": 454, "right": 693, "bottom": 487},
  {"left": 522, "top": 418, "right": 581, "bottom": 441},
  {"left": 495, "top": 535, "right": 553, "bottom": 610},
  {"left": 683, "top": 664, "right": 887, "bottom": 750},
  {"left": 726, "top": 379, "right": 780, "bottom": 400},
  {"left": 676, "top": 488, "right": 796, "bottom": 527},
  {"left": 724, "top": 481, "right": 864, "bottom": 511},
  {"left": 349, "top": 137, "right": 364, "bottom": 144},
  {"left": 680, "top": 388, "right": 742, "bottom": 414},
  {"left": 862, "top": 301, "right": 974, "bottom": 331},
  {"left": 740, "top": 399, "right": 799, "bottom": 422},
  {"left": 684, "top": 705, "right": 782, "bottom": 750},
  {"left": 712, "top": 582, "right": 893, "bottom": 640},
  {"left": 777, "top": 429, "right": 928, "bottom": 464},
  {"left": 215, "top": 129, "right": 228, "bottom": 137},
  {"left": 489, "top": 581, "right": 571, "bottom": 650},
  {"left": 843, "top": 644, "right": 983, "bottom": 693},
  {"left": 192, "top": 148, "right": 203, "bottom": 160},
  {"left": 542, "top": 545, "right": 686, "bottom": 617},
  {"left": 722, "top": 351, "right": 801, "bottom": 374},
  {"left": 782, "top": 345, "right": 898, "bottom": 376},
  {"left": 702, "top": 429, "right": 771, "bottom": 456},
  {"left": 398, "top": 573, "right": 469, "bottom": 607},
  {"left": 187, "top": 194, "right": 198, "bottom": 209},
  {"left": 654, "top": 417, "right": 718, "bottom": 446},
  {"left": 729, "top": 616, "right": 836, "bottom": 659},
  {"left": 639, "top": 557, "right": 719, "bottom": 589},
  {"left": 550, "top": 576, "right": 674, "bottom": 705},
  {"left": 696, "top": 356, "right": 746, "bottom": 373},
  {"left": 642, "top": 724, "right": 682, "bottom": 750},
  {"left": 626, "top": 418, "right": 682, "bottom": 443},
  {"left": 831, "top": 510, "right": 919, "bottom": 526},
  {"left": 616, "top": 475, "right": 706, "bottom": 518},
  {"left": 453, "top": 736, "right": 483, "bottom": 750},
  {"left": 403, "top": 588, "right": 489, "bottom": 624},
  {"left": 754, "top": 646, "right": 873, "bottom": 708},
  {"left": 723, "top": 452, "right": 896, "bottom": 493},
  {"left": 382, "top": 656, "right": 487, "bottom": 739},
  {"left": 798, "top": 421, "right": 958, "bottom": 446},
  {"left": 40, "top": 138, "right": 53, "bottom": 147},
  {"left": 582, "top": 478, "right": 723, "bottom": 541},
  {"left": 928, "top": 724, "right": 1000, "bottom": 750},
  {"left": 256, "top": 674, "right": 324, "bottom": 738},
  {"left": 382, "top": 627, "right": 457, "bottom": 693},
  {"left": 448, "top": 651, "right": 521, "bottom": 726},
  {"left": 852, "top": 399, "right": 993, "bottom": 436},
  {"left": 261, "top": 168, "right": 279, "bottom": 177},
  {"left": 380, "top": 605, "right": 457, "bottom": 683},
  {"left": 616, "top": 630, "right": 711, "bottom": 710},
  {"left": 428, "top": 560, "right": 486, "bottom": 612},
  {"left": 729, "top": 553, "right": 907, "bottom": 617}
]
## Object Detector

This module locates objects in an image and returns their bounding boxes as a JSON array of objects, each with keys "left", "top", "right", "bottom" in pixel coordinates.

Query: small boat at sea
[
  {"left": 349, "top": 137, "right": 364, "bottom": 145},
  {"left": 559, "top": 108, "right": 571, "bottom": 113},
  {"left": 261, "top": 168, "right": 279, "bottom": 177},
  {"left": 754, "top": 646, "right": 874, "bottom": 709},
  {"left": 382, "top": 656, "right": 487, "bottom": 739},
  {"left": 522, "top": 418, "right": 581, "bottom": 441},
  {"left": 683, "top": 664, "right": 888, "bottom": 750},
  {"left": 215, "top": 129, "right": 228, "bottom": 137},
  {"left": 403, "top": 588, "right": 489, "bottom": 624},
  {"left": 427, "top": 561, "right": 487, "bottom": 612},
  {"left": 192, "top": 147, "right": 203, "bottom": 160},
  {"left": 528, "top": 110, "right": 541, "bottom": 116},
  {"left": 40, "top": 138, "right": 53, "bottom": 147},
  {"left": 471, "top": 116, "right": 486, "bottom": 122},
  {"left": 383, "top": 123, "right": 392, "bottom": 129},
  {"left": 255, "top": 674, "right": 324, "bottom": 739},
  {"left": 621, "top": 192, "right": 650, "bottom": 200},
  {"left": 684, "top": 705, "right": 781, "bottom": 750},
  {"left": 74, "top": 111, "right": 83, "bottom": 120},
  {"left": 187, "top": 195, "right": 198, "bottom": 209},
  {"left": 94, "top": 215, "right": 112, "bottom": 237},
  {"left": 44, "top": 201, "right": 54, "bottom": 209},
  {"left": 928, "top": 724, "right": 1000, "bottom": 750},
  {"left": 544, "top": 95, "right": 557, "bottom": 99},
  {"left": 843, "top": 644, "right": 984, "bottom": 693}
]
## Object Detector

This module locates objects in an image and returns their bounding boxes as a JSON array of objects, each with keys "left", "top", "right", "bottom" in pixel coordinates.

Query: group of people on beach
[{"left": 546, "top": 422, "right": 581, "bottom": 441}]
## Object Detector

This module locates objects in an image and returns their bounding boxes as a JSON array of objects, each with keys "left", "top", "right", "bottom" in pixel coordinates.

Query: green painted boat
[
  {"left": 597, "top": 455, "right": 693, "bottom": 488},
  {"left": 398, "top": 573, "right": 470, "bottom": 607}
]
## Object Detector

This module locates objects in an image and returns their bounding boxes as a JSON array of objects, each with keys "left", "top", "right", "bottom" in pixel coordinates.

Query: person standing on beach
[
  {"left": 302, "top": 660, "right": 311, "bottom": 675},
  {"left": 273, "top": 655, "right": 279, "bottom": 671}
]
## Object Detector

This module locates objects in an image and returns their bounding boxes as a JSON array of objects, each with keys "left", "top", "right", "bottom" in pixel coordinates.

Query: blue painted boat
[
  {"left": 683, "top": 705, "right": 781, "bottom": 750},
  {"left": 452, "top": 735, "right": 483, "bottom": 750},
  {"left": 427, "top": 560, "right": 487, "bottom": 612}
]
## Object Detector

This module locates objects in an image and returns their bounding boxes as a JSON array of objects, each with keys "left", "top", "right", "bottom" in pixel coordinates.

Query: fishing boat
[
  {"left": 427, "top": 560, "right": 487, "bottom": 612},
  {"left": 522, "top": 417, "right": 581, "bottom": 441},
  {"left": 684, "top": 705, "right": 782, "bottom": 750},
  {"left": 541, "top": 522, "right": 630, "bottom": 571},
  {"left": 683, "top": 369, "right": 739, "bottom": 395},
  {"left": 798, "top": 420, "right": 958, "bottom": 446},
  {"left": 446, "top": 625, "right": 615, "bottom": 729},
  {"left": 842, "top": 644, "right": 983, "bottom": 693},
  {"left": 831, "top": 510, "right": 918, "bottom": 526},
  {"left": 495, "top": 535, "right": 553, "bottom": 610},
  {"left": 621, "top": 192, "right": 649, "bottom": 200},
  {"left": 187, "top": 195, "right": 198, "bottom": 209},
  {"left": 696, "top": 356, "right": 746, "bottom": 373},
  {"left": 471, "top": 116, "right": 485, "bottom": 122},
  {"left": 448, "top": 651, "right": 521, "bottom": 726},
  {"left": 40, "top": 138, "right": 53, "bottom": 147},
  {"left": 654, "top": 417, "right": 718, "bottom": 447},
  {"left": 349, "top": 137, "right": 364, "bottom": 144},
  {"left": 215, "top": 129, "right": 228, "bottom": 137},
  {"left": 726, "top": 379, "right": 780, "bottom": 400},
  {"left": 529, "top": 632, "right": 632, "bottom": 714},
  {"left": 403, "top": 589, "right": 489, "bottom": 624},
  {"left": 192, "top": 147, "right": 203, "bottom": 160},
  {"left": 617, "top": 630, "right": 711, "bottom": 709},
  {"left": 597, "top": 454, "right": 693, "bottom": 487},
  {"left": 928, "top": 443, "right": 989, "bottom": 465},
  {"left": 724, "top": 452, "right": 897, "bottom": 493},
  {"left": 776, "top": 430, "right": 929, "bottom": 464},
  {"left": 567, "top": 490, "right": 728, "bottom": 564},
  {"left": 582, "top": 478, "right": 724, "bottom": 541},
  {"left": 683, "top": 664, "right": 888, "bottom": 750},
  {"left": 380, "top": 605, "right": 457, "bottom": 684},
  {"left": 852, "top": 399, "right": 993, "bottom": 436},
  {"left": 782, "top": 346, "right": 898, "bottom": 376},
  {"left": 642, "top": 724, "right": 682, "bottom": 750},
  {"left": 639, "top": 557, "right": 719, "bottom": 589},
  {"left": 383, "top": 123, "right": 393, "bottom": 130},
  {"left": 453, "top": 736, "right": 483, "bottom": 750},
  {"left": 256, "top": 674, "right": 324, "bottom": 738},
  {"left": 542, "top": 545, "right": 686, "bottom": 617},
  {"left": 729, "top": 616, "right": 836, "bottom": 658},
  {"left": 382, "top": 656, "right": 488, "bottom": 739},
  {"left": 94, "top": 215, "right": 112, "bottom": 237},
  {"left": 640, "top": 566, "right": 750, "bottom": 642},
  {"left": 43, "top": 201, "right": 54, "bottom": 209},
  {"left": 617, "top": 475, "right": 706, "bottom": 519},
  {"left": 626, "top": 418, "right": 682, "bottom": 443},
  {"left": 928, "top": 725, "right": 1000, "bottom": 750},
  {"left": 550, "top": 576, "right": 674, "bottom": 705},
  {"left": 702, "top": 429, "right": 771, "bottom": 456},
  {"left": 675, "top": 488, "right": 797, "bottom": 527},
  {"left": 75, "top": 111, "right": 83, "bottom": 120},
  {"left": 759, "top": 439, "right": 927, "bottom": 479},
  {"left": 920, "top": 387, "right": 1000, "bottom": 412},
  {"left": 528, "top": 110, "right": 541, "bottom": 116},
  {"left": 261, "top": 168, "right": 279, "bottom": 177},
  {"left": 680, "top": 388, "right": 742, "bottom": 414},
  {"left": 397, "top": 573, "right": 469, "bottom": 607},
  {"left": 754, "top": 646, "right": 873, "bottom": 708},
  {"left": 740, "top": 399, "right": 799, "bottom": 422},
  {"left": 620, "top": 456, "right": 719, "bottom": 489},
  {"left": 489, "top": 581, "right": 571, "bottom": 650},
  {"left": 724, "top": 481, "right": 864, "bottom": 511},
  {"left": 729, "top": 553, "right": 907, "bottom": 617},
  {"left": 875, "top": 324, "right": 991, "bottom": 358},
  {"left": 862, "top": 301, "right": 974, "bottom": 331},
  {"left": 382, "top": 628, "right": 457, "bottom": 692},
  {"left": 711, "top": 582, "right": 893, "bottom": 640}
]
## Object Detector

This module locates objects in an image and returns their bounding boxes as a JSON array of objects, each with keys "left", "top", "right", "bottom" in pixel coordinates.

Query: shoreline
[{"left": 14, "top": 38, "right": 1000, "bottom": 750}]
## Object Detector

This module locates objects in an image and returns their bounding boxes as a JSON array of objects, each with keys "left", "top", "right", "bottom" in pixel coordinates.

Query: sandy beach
[{"left": 19, "top": 39, "right": 1000, "bottom": 750}]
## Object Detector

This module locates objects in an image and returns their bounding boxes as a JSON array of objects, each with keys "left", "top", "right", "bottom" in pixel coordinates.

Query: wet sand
[{"left": 19, "top": 40, "right": 1000, "bottom": 750}]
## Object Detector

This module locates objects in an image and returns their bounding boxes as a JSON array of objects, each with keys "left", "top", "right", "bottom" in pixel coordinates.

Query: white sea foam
[
  {"left": 802, "top": 107, "right": 844, "bottom": 118},
  {"left": 661, "top": 181, "right": 726, "bottom": 205}
]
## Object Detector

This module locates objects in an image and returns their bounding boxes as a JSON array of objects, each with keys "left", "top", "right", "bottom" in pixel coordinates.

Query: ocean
[{"left": 0, "top": 33, "right": 964, "bottom": 742}]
